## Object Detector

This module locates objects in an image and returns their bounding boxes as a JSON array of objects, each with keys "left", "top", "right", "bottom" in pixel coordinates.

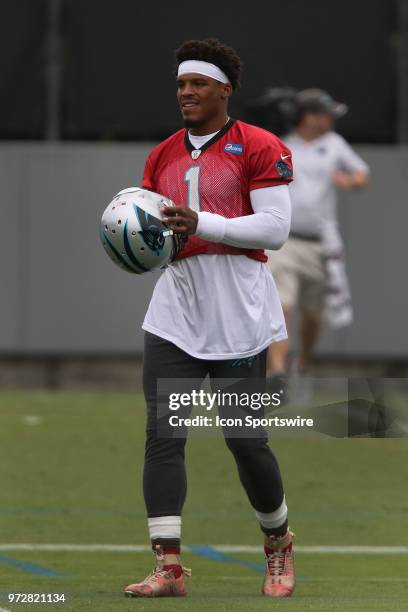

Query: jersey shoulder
[
  {"left": 323, "top": 130, "right": 347, "bottom": 148},
  {"left": 234, "top": 120, "right": 290, "bottom": 152}
]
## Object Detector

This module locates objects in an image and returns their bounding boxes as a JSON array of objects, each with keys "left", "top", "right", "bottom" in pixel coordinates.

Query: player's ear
[{"left": 220, "top": 82, "right": 232, "bottom": 100}]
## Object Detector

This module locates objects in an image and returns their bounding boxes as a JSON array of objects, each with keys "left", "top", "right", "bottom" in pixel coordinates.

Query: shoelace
[
  {"left": 266, "top": 550, "right": 290, "bottom": 579},
  {"left": 143, "top": 565, "right": 191, "bottom": 585},
  {"left": 144, "top": 545, "right": 192, "bottom": 584},
  {"left": 140, "top": 568, "right": 166, "bottom": 585}
]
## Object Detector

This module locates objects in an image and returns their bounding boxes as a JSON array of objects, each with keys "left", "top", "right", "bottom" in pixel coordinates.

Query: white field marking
[
  {"left": 217, "top": 545, "right": 408, "bottom": 554},
  {"left": 22, "top": 415, "right": 42, "bottom": 426},
  {"left": 213, "top": 576, "right": 408, "bottom": 582},
  {"left": 0, "top": 544, "right": 408, "bottom": 554},
  {"left": 0, "top": 544, "right": 149, "bottom": 552}
]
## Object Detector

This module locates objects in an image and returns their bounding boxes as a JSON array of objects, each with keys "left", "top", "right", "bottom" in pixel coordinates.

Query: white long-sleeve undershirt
[{"left": 195, "top": 184, "right": 291, "bottom": 250}]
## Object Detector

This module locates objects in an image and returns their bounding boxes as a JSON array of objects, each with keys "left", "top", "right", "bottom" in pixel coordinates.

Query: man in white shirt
[{"left": 267, "top": 89, "right": 369, "bottom": 377}]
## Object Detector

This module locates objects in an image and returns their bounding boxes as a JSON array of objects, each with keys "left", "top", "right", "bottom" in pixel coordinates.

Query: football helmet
[{"left": 100, "top": 187, "right": 185, "bottom": 274}]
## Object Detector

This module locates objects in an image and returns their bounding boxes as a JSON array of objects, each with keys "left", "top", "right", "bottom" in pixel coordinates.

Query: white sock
[
  {"left": 148, "top": 516, "right": 181, "bottom": 540},
  {"left": 255, "top": 497, "right": 288, "bottom": 530}
]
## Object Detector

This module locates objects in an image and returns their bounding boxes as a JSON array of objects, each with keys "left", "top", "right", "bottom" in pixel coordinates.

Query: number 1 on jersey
[{"left": 184, "top": 166, "right": 201, "bottom": 211}]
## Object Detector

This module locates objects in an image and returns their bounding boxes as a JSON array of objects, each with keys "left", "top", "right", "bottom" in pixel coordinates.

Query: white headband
[{"left": 177, "top": 60, "right": 229, "bottom": 84}]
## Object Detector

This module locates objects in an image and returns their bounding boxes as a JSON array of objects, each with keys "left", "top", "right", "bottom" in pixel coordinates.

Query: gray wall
[{"left": 1, "top": 144, "right": 407, "bottom": 357}]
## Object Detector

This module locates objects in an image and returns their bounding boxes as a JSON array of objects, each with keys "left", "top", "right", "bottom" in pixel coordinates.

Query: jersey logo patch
[
  {"left": 275, "top": 159, "right": 293, "bottom": 179},
  {"left": 191, "top": 149, "right": 202, "bottom": 160},
  {"left": 224, "top": 142, "right": 244, "bottom": 155}
]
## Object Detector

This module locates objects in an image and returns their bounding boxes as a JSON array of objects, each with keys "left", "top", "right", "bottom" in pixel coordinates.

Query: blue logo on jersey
[{"left": 224, "top": 142, "right": 244, "bottom": 155}]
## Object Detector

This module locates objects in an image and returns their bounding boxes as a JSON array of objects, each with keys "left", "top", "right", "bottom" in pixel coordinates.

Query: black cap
[{"left": 296, "top": 88, "right": 348, "bottom": 118}]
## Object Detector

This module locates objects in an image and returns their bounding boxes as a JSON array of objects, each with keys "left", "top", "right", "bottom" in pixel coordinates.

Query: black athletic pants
[{"left": 143, "top": 332, "right": 285, "bottom": 518}]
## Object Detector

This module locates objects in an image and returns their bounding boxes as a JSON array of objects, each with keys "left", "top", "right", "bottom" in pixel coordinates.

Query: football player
[{"left": 125, "top": 38, "right": 295, "bottom": 598}]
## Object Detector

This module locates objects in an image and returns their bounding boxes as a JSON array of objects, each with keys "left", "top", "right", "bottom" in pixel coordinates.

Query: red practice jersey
[{"left": 142, "top": 119, "right": 293, "bottom": 262}]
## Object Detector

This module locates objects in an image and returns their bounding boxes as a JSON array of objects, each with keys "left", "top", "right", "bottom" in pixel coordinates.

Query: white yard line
[
  {"left": 0, "top": 544, "right": 408, "bottom": 554},
  {"left": 218, "top": 545, "right": 408, "bottom": 554}
]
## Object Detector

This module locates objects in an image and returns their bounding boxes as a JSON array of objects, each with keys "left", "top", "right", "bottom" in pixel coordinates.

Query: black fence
[{"left": 0, "top": 0, "right": 402, "bottom": 142}]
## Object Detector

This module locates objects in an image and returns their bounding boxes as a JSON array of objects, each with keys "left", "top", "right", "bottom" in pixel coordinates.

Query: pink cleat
[
  {"left": 124, "top": 545, "right": 191, "bottom": 598},
  {"left": 262, "top": 529, "right": 295, "bottom": 597}
]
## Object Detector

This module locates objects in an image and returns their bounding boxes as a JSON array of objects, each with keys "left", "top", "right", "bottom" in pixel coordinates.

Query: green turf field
[{"left": 1, "top": 390, "right": 408, "bottom": 611}]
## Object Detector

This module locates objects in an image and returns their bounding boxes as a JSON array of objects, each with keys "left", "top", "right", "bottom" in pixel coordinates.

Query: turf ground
[{"left": 1, "top": 390, "right": 408, "bottom": 611}]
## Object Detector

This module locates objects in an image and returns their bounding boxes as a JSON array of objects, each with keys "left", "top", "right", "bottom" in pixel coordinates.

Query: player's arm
[
  {"left": 333, "top": 137, "right": 369, "bottom": 190},
  {"left": 333, "top": 169, "right": 369, "bottom": 190},
  {"left": 198, "top": 185, "right": 291, "bottom": 250},
  {"left": 161, "top": 185, "right": 291, "bottom": 251}
]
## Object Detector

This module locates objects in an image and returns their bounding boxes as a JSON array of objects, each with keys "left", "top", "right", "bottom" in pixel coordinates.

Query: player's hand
[
  {"left": 161, "top": 206, "right": 198, "bottom": 235},
  {"left": 333, "top": 171, "right": 354, "bottom": 189},
  {"left": 333, "top": 170, "right": 368, "bottom": 190}
]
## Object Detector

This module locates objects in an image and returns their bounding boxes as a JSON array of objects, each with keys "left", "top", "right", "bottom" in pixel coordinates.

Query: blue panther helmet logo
[{"left": 134, "top": 205, "right": 167, "bottom": 255}]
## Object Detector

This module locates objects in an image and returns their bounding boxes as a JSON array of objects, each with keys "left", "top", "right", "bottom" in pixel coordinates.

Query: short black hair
[{"left": 175, "top": 38, "right": 242, "bottom": 90}]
